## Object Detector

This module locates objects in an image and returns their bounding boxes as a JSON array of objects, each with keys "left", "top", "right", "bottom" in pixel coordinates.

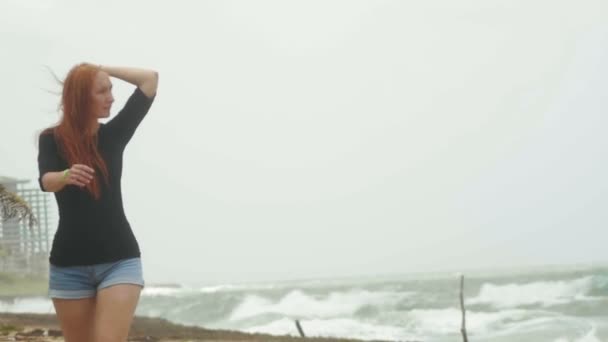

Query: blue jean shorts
[{"left": 48, "top": 257, "right": 145, "bottom": 299}]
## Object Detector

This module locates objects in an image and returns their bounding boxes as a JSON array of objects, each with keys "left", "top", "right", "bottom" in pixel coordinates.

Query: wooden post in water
[
  {"left": 460, "top": 275, "right": 469, "bottom": 342},
  {"left": 295, "top": 320, "right": 306, "bottom": 337}
]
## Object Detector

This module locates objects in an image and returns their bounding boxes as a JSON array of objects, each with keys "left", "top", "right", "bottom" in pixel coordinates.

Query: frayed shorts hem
[
  {"left": 48, "top": 281, "right": 145, "bottom": 299},
  {"left": 48, "top": 257, "right": 145, "bottom": 299}
]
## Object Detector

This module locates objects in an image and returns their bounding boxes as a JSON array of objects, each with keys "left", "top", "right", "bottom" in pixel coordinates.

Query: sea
[{"left": 1, "top": 265, "right": 607, "bottom": 342}]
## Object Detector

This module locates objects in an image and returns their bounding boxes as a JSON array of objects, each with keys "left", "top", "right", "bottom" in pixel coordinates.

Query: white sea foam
[
  {"left": 0, "top": 297, "right": 54, "bottom": 314},
  {"left": 197, "top": 283, "right": 280, "bottom": 293},
  {"left": 141, "top": 286, "right": 185, "bottom": 297},
  {"left": 245, "top": 317, "right": 423, "bottom": 341},
  {"left": 403, "top": 308, "right": 548, "bottom": 335},
  {"left": 141, "top": 281, "right": 287, "bottom": 296},
  {"left": 469, "top": 276, "right": 596, "bottom": 308},
  {"left": 244, "top": 311, "right": 565, "bottom": 341},
  {"left": 554, "top": 325, "right": 601, "bottom": 342},
  {"left": 229, "top": 289, "right": 561, "bottom": 337},
  {"left": 229, "top": 289, "right": 411, "bottom": 320}
]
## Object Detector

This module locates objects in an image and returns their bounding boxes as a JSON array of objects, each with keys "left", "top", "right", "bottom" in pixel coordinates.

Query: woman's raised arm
[{"left": 99, "top": 65, "right": 159, "bottom": 98}]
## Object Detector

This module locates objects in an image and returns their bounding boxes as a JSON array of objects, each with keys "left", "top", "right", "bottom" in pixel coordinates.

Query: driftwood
[
  {"left": 295, "top": 319, "right": 306, "bottom": 337},
  {"left": 460, "top": 275, "right": 469, "bottom": 342}
]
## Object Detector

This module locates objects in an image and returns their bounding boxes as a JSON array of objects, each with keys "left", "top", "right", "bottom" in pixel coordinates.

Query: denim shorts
[{"left": 48, "top": 257, "right": 145, "bottom": 299}]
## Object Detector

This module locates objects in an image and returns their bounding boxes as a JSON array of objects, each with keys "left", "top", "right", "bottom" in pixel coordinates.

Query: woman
[{"left": 37, "top": 63, "right": 158, "bottom": 341}]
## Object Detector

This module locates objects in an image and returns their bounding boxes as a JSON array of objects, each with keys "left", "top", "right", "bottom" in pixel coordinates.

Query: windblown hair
[{"left": 41, "top": 63, "right": 109, "bottom": 199}]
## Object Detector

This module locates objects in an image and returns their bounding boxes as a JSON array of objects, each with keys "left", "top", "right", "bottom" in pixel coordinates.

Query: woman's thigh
[
  {"left": 92, "top": 257, "right": 144, "bottom": 341},
  {"left": 48, "top": 263, "right": 97, "bottom": 341},
  {"left": 94, "top": 284, "right": 142, "bottom": 342},
  {"left": 49, "top": 258, "right": 144, "bottom": 341},
  {"left": 52, "top": 297, "right": 96, "bottom": 342}
]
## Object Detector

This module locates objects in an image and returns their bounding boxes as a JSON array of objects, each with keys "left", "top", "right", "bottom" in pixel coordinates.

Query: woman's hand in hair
[{"left": 98, "top": 65, "right": 159, "bottom": 98}]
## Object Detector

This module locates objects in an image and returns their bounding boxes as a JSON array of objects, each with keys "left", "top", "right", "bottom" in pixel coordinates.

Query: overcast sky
[{"left": 1, "top": 0, "right": 607, "bottom": 285}]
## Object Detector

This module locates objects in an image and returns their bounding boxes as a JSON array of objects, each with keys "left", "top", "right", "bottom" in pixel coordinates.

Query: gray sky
[{"left": 1, "top": 0, "right": 607, "bottom": 285}]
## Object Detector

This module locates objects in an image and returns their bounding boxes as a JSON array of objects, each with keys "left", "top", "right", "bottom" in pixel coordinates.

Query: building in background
[{"left": 0, "top": 175, "right": 54, "bottom": 276}]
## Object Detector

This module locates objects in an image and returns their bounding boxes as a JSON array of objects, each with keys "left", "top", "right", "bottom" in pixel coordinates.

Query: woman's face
[{"left": 91, "top": 71, "right": 114, "bottom": 119}]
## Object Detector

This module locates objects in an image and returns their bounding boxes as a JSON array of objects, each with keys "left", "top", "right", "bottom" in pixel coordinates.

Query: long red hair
[{"left": 42, "top": 63, "right": 109, "bottom": 199}]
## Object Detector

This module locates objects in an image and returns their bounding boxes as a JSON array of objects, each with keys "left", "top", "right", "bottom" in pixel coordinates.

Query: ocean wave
[
  {"left": 197, "top": 283, "right": 281, "bottom": 293},
  {"left": 227, "top": 288, "right": 564, "bottom": 338},
  {"left": 242, "top": 311, "right": 576, "bottom": 341},
  {"left": 554, "top": 325, "right": 601, "bottom": 342},
  {"left": 229, "top": 289, "right": 412, "bottom": 321},
  {"left": 468, "top": 276, "right": 600, "bottom": 308},
  {"left": 141, "top": 281, "right": 300, "bottom": 297},
  {"left": 402, "top": 307, "right": 555, "bottom": 335},
  {"left": 0, "top": 297, "right": 53, "bottom": 314},
  {"left": 140, "top": 284, "right": 255, "bottom": 297},
  {"left": 244, "top": 317, "right": 423, "bottom": 341},
  {"left": 141, "top": 286, "right": 187, "bottom": 297}
]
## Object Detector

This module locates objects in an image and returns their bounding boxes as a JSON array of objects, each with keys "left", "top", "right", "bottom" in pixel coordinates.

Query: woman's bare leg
[
  {"left": 52, "top": 297, "right": 96, "bottom": 342},
  {"left": 93, "top": 284, "right": 142, "bottom": 342}
]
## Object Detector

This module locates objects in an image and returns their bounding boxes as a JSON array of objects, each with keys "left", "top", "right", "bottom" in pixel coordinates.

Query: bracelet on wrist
[{"left": 61, "top": 169, "right": 70, "bottom": 182}]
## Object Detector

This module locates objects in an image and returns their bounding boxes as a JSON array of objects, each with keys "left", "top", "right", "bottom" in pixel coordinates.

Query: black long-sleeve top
[{"left": 37, "top": 87, "right": 155, "bottom": 266}]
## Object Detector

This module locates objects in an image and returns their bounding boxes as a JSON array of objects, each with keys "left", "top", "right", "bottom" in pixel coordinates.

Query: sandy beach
[{"left": 0, "top": 313, "right": 391, "bottom": 342}]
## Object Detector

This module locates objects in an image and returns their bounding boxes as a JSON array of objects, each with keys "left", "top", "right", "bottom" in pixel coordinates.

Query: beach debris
[
  {"left": 16, "top": 328, "right": 44, "bottom": 337},
  {"left": 47, "top": 329, "right": 62, "bottom": 337},
  {"left": 0, "top": 324, "right": 23, "bottom": 336},
  {"left": 295, "top": 320, "right": 306, "bottom": 337},
  {"left": 460, "top": 274, "right": 469, "bottom": 342}
]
